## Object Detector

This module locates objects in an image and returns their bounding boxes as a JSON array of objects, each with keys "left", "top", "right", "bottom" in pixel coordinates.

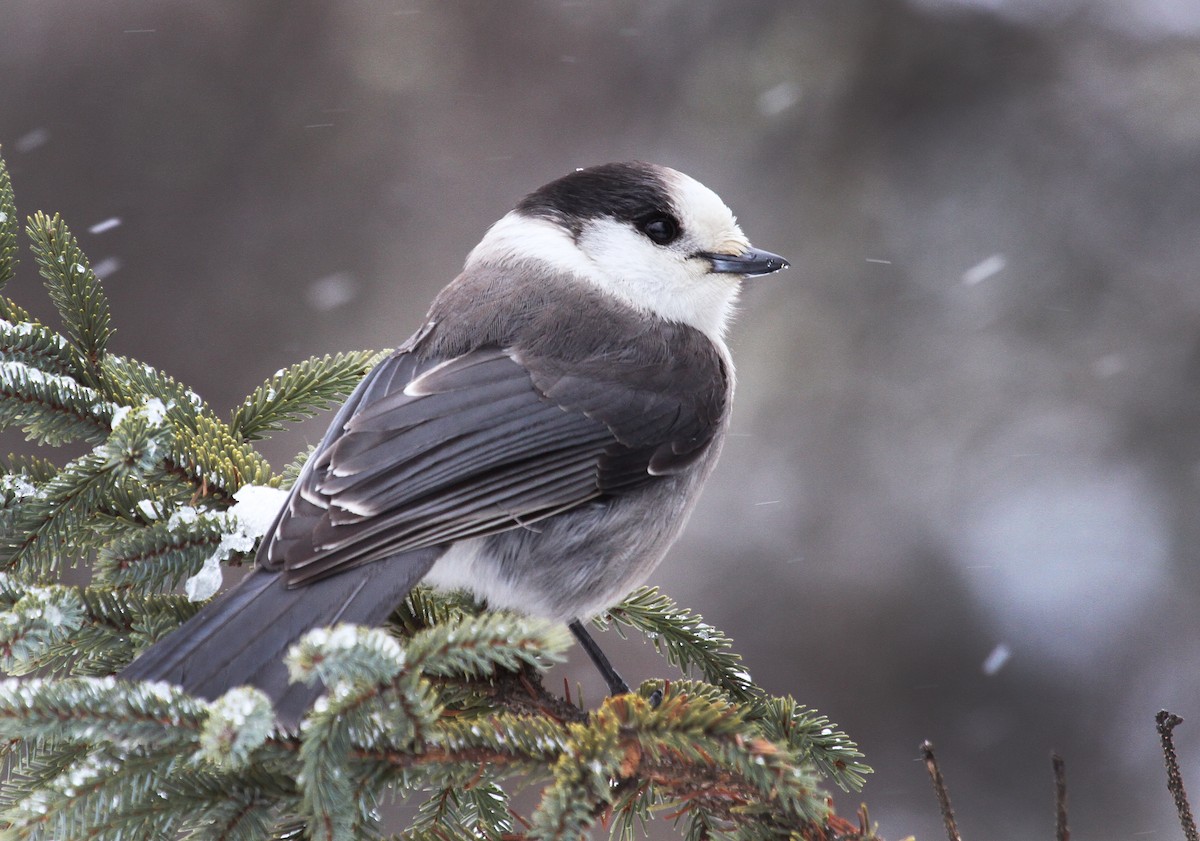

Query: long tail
[{"left": 120, "top": 549, "right": 442, "bottom": 728}]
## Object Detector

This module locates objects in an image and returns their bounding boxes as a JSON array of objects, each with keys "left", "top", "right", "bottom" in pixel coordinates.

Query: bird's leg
[{"left": 569, "top": 620, "right": 630, "bottom": 695}]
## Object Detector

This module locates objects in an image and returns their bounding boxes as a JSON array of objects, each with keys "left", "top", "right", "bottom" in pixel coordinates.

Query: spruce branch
[
  {"left": 25, "top": 211, "right": 113, "bottom": 387},
  {"left": 390, "top": 584, "right": 486, "bottom": 635},
  {"left": 266, "top": 815, "right": 308, "bottom": 840},
  {"left": 171, "top": 412, "right": 276, "bottom": 496},
  {"left": 0, "top": 580, "right": 85, "bottom": 674},
  {"left": 3, "top": 745, "right": 293, "bottom": 841},
  {"left": 289, "top": 625, "right": 440, "bottom": 840},
  {"left": 0, "top": 574, "right": 196, "bottom": 676},
  {"left": 230, "top": 350, "right": 384, "bottom": 442},
  {"left": 199, "top": 687, "right": 276, "bottom": 770},
  {"left": 410, "top": 782, "right": 513, "bottom": 841},
  {"left": 0, "top": 676, "right": 206, "bottom": 748},
  {"left": 279, "top": 444, "right": 316, "bottom": 488},
  {"left": 0, "top": 356, "right": 115, "bottom": 445},
  {"left": 532, "top": 695, "right": 623, "bottom": 841},
  {"left": 100, "top": 354, "right": 210, "bottom": 432},
  {"left": 0, "top": 150, "right": 21, "bottom": 307},
  {"left": 749, "top": 696, "right": 869, "bottom": 793},
  {"left": 0, "top": 403, "right": 176, "bottom": 578},
  {"left": 404, "top": 612, "right": 571, "bottom": 679},
  {"left": 101, "top": 353, "right": 267, "bottom": 501},
  {"left": 0, "top": 745, "right": 185, "bottom": 841},
  {"left": 427, "top": 711, "right": 570, "bottom": 768},
  {"left": 0, "top": 448, "right": 127, "bottom": 577},
  {"left": 0, "top": 742, "right": 90, "bottom": 814},
  {"left": 104, "top": 398, "right": 177, "bottom": 478},
  {"left": 0, "top": 318, "right": 85, "bottom": 381},
  {"left": 151, "top": 763, "right": 296, "bottom": 841},
  {"left": 296, "top": 669, "right": 430, "bottom": 840},
  {"left": 0, "top": 453, "right": 58, "bottom": 486},
  {"left": 0, "top": 296, "right": 31, "bottom": 326},
  {"left": 288, "top": 624, "right": 408, "bottom": 696},
  {"left": 598, "top": 586, "right": 755, "bottom": 701},
  {"left": 608, "top": 685, "right": 828, "bottom": 830},
  {"left": 94, "top": 509, "right": 232, "bottom": 592},
  {"left": 175, "top": 781, "right": 279, "bottom": 841},
  {"left": 94, "top": 485, "right": 280, "bottom": 604}
]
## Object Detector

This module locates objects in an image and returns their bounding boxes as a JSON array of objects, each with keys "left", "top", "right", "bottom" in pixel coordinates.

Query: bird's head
[{"left": 465, "top": 162, "right": 789, "bottom": 341}]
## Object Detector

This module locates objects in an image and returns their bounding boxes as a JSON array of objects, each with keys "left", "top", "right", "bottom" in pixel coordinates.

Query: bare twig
[
  {"left": 1156, "top": 710, "right": 1198, "bottom": 841},
  {"left": 921, "top": 740, "right": 963, "bottom": 841},
  {"left": 1052, "top": 753, "right": 1069, "bottom": 841}
]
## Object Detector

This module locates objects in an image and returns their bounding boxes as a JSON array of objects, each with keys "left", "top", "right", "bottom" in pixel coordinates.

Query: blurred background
[{"left": 3, "top": 0, "right": 1200, "bottom": 837}]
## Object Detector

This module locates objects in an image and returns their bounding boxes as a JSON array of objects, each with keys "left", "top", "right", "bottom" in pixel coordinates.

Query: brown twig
[
  {"left": 1156, "top": 710, "right": 1199, "bottom": 841},
  {"left": 1051, "top": 753, "right": 1069, "bottom": 841},
  {"left": 921, "top": 740, "right": 963, "bottom": 841}
]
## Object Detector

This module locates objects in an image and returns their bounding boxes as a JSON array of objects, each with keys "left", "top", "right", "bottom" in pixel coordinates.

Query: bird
[{"left": 120, "top": 161, "right": 789, "bottom": 726}]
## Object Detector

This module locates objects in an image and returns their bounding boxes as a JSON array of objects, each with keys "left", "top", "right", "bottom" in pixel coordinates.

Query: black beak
[{"left": 701, "top": 247, "right": 790, "bottom": 278}]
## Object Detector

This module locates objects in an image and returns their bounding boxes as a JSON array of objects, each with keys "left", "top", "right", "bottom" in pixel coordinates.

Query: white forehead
[{"left": 661, "top": 168, "right": 749, "bottom": 254}]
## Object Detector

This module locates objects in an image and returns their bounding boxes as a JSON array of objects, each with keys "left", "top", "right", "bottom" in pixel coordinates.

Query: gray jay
[{"left": 121, "top": 162, "right": 789, "bottom": 725}]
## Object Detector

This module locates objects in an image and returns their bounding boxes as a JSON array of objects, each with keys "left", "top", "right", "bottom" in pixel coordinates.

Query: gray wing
[{"left": 261, "top": 341, "right": 726, "bottom": 587}]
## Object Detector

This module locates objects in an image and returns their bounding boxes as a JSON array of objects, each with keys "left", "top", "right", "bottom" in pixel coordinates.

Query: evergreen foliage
[{"left": 0, "top": 149, "right": 877, "bottom": 840}]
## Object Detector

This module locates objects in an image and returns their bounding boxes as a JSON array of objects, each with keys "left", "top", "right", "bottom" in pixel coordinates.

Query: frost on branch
[
  {"left": 199, "top": 686, "right": 274, "bottom": 769},
  {"left": 0, "top": 579, "right": 84, "bottom": 674}
]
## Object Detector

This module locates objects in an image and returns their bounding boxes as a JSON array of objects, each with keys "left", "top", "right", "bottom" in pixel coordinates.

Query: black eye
[{"left": 637, "top": 213, "right": 681, "bottom": 245}]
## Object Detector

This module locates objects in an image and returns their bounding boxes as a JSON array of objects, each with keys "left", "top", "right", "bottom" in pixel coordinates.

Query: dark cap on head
[{"left": 516, "top": 162, "right": 675, "bottom": 236}]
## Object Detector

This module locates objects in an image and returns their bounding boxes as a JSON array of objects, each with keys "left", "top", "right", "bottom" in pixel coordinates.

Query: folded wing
[{"left": 262, "top": 340, "right": 727, "bottom": 587}]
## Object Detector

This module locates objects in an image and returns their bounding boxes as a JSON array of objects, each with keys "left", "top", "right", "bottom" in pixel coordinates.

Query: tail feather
[{"left": 120, "top": 548, "right": 443, "bottom": 728}]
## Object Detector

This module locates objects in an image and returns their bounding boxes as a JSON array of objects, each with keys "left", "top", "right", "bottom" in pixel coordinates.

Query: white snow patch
[
  {"left": 0, "top": 321, "right": 40, "bottom": 339},
  {"left": 1, "top": 474, "right": 41, "bottom": 499},
  {"left": 110, "top": 405, "right": 133, "bottom": 429},
  {"left": 112, "top": 397, "right": 170, "bottom": 430},
  {"left": 185, "top": 555, "right": 223, "bottom": 602},
  {"left": 211, "top": 686, "right": 268, "bottom": 727},
  {"left": 230, "top": 485, "right": 288, "bottom": 538},
  {"left": 2, "top": 360, "right": 66, "bottom": 387},
  {"left": 182, "top": 486, "right": 287, "bottom": 602},
  {"left": 143, "top": 397, "right": 168, "bottom": 425},
  {"left": 142, "top": 680, "right": 178, "bottom": 702},
  {"left": 167, "top": 505, "right": 201, "bottom": 528}
]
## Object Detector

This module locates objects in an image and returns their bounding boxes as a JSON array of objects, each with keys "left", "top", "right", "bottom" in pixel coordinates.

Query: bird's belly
[{"left": 424, "top": 475, "right": 703, "bottom": 622}]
